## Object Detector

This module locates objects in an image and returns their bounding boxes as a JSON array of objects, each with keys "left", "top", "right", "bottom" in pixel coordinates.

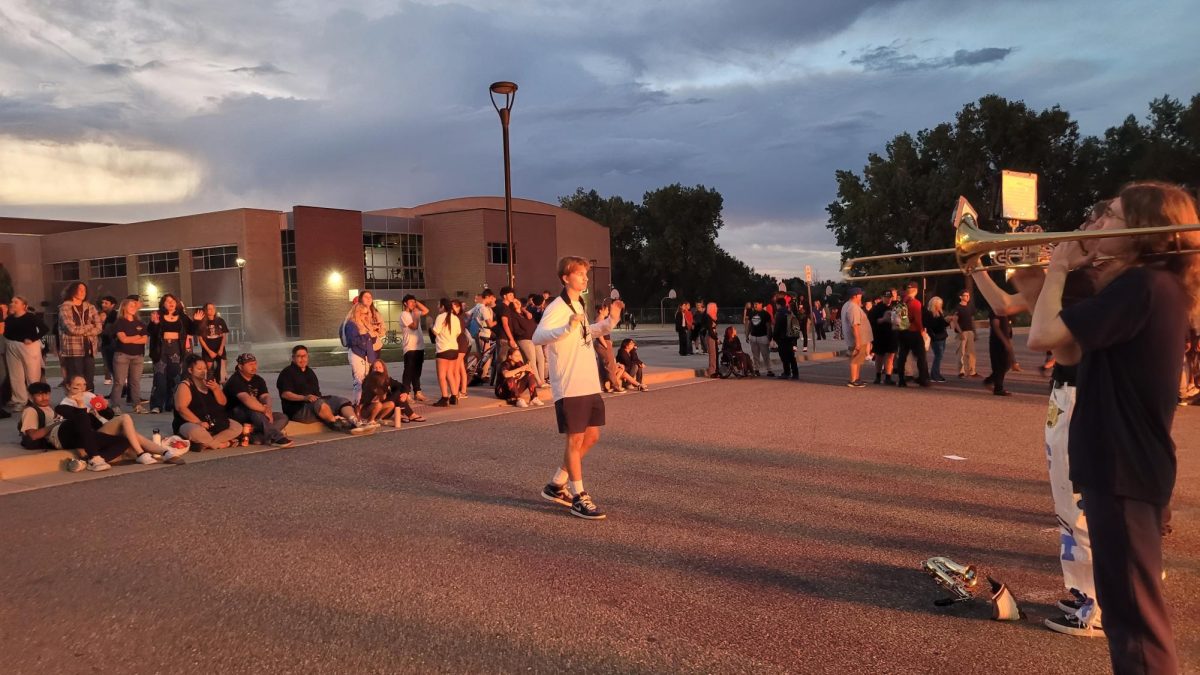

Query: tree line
[
  {"left": 559, "top": 184, "right": 779, "bottom": 309},
  {"left": 827, "top": 93, "right": 1200, "bottom": 299}
]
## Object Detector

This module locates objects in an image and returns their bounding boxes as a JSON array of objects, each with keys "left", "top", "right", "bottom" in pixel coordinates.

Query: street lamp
[
  {"left": 235, "top": 257, "right": 247, "bottom": 344},
  {"left": 489, "top": 80, "right": 518, "bottom": 289},
  {"left": 659, "top": 288, "right": 677, "bottom": 325}
]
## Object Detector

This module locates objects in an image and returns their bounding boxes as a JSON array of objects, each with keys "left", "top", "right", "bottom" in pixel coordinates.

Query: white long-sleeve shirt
[{"left": 533, "top": 292, "right": 614, "bottom": 401}]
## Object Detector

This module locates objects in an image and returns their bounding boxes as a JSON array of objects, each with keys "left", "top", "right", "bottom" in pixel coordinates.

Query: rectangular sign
[
  {"left": 804, "top": 265, "right": 812, "bottom": 282},
  {"left": 1001, "top": 170, "right": 1038, "bottom": 222}
]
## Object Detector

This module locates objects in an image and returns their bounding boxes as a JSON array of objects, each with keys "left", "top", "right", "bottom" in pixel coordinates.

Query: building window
[
  {"left": 487, "top": 242, "right": 509, "bottom": 265},
  {"left": 137, "top": 251, "right": 179, "bottom": 275},
  {"left": 52, "top": 261, "right": 81, "bottom": 282},
  {"left": 363, "top": 232, "right": 426, "bottom": 290},
  {"left": 191, "top": 245, "right": 239, "bottom": 271},
  {"left": 281, "top": 230, "right": 299, "bottom": 338},
  {"left": 88, "top": 256, "right": 127, "bottom": 279}
]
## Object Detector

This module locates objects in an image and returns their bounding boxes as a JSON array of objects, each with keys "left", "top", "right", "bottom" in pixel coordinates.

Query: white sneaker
[
  {"left": 104, "top": 377, "right": 112, "bottom": 385},
  {"left": 515, "top": 399, "right": 529, "bottom": 408},
  {"left": 66, "top": 458, "right": 86, "bottom": 473},
  {"left": 87, "top": 457, "right": 111, "bottom": 472},
  {"left": 531, "top": 398, "right": 545, "bottom": 407},
  {"left": 136, "top": 452, "right": 158, "bottom": 465},
  {"left": 538, "top": 383, "right": 550, "bottom": 389}
]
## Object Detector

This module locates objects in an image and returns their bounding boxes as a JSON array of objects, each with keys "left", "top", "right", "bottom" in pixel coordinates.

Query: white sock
[
  {"left": 569, "top": 480, "right": 585, "bottom": 497},
  {"left": 551, "top": 468, "right": 568, "bottom": 486}
]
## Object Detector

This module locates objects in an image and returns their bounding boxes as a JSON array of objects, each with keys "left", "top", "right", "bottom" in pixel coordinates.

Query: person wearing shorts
[{"left": 533, "top": 256, "right": 622, "bottom": 520}]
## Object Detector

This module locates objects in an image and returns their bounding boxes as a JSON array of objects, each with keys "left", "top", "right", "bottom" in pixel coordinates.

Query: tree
[
  {"left": 827, "top": 93, "right": 1200, "bottom": 300},
  {"left": 561, "top": 184, "right": 777, "bottom": 309}
]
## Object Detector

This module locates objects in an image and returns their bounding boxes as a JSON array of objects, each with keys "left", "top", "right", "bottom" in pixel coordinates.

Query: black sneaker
[
  {"left": 449, "top": 395, "right": 458, "bottom": 406},
  {"left": 540, "top": 483, "right": 572, "bottom": 507},
  {"left": 1044, "top": 614, "right": 1104, "bottom": 637},
  {"left": 570, "top": 492, "right": 606, "bottom": 520},
  {"left": 1057, "top": 589, "right": 1085, "bottom": 614},
  {"left": 432, "top": 398, "right": 449, "bottom": 407},
  {"left": 272, "top": 437, "right": 295, "bottom": 448},
  {"left": 847, "top": 380, "right": 867, "bottom": 388}
]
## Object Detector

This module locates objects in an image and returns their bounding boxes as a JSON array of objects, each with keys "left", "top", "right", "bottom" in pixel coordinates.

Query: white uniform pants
[{"left": 1046, "top": 383, "right": 1101, "bottom": 626}]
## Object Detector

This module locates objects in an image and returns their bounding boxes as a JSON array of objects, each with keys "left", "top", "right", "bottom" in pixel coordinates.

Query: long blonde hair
[
  {"left": 929, "top": 296, "right": 944, "bottom": 317},
  {"left": 1119, "top": 181, "right": 1200, "bottom": 321}
]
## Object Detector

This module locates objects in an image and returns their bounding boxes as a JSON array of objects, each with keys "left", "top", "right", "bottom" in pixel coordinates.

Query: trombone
[{"left": 841, "top": 197, "right": 1200, "bottom": 281}]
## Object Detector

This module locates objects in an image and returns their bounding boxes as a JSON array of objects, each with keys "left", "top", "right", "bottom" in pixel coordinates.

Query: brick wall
[{"left": 292, "top": 206, "right": 365, "bottom": 339}]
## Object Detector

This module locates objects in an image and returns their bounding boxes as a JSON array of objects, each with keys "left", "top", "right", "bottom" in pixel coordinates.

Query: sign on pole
[{"left": 804, "top": 265, "right": 812, "bottom": 282}]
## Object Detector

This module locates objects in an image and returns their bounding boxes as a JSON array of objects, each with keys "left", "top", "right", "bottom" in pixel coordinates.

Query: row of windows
[
  {"left": 50, "top": 246, "right": 244, "bottom": 281},
  {"left": 364, "top": 232, "right": 425, "bottom": 290}
]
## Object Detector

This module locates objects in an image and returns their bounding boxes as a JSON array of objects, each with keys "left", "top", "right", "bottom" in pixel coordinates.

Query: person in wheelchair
[{"left": 719, "top": 326, "right": 758, "bottom": 378}]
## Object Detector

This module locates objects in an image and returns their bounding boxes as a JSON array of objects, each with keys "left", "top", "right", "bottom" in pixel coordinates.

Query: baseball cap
[
  {"left": 237, "top": 352, "right": 257, "bottom": 365},
  {"left": 848, "top": 287, "right": 864, "bottom": 297}
]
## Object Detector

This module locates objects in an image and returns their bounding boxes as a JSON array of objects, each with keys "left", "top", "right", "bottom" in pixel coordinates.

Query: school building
[{"left": 0, "top": 196, "right": 611, "bottom": 341}]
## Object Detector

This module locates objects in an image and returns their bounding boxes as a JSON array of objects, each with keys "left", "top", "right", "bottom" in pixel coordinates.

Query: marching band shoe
[
  {"left": 570, "top": 492, "right": 607, "bottom": 520},
  {"left": 1044, "top": 614, "right": 1104, "bottom": 637},
  {"left": 540, "top": 482, "right": 572, "bottom": 507}
]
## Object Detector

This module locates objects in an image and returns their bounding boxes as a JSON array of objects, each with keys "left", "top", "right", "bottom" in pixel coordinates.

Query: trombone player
[
  {"left": 1029, "top": 182, "right": 1200, "bottom": 674},
  {"left": 971, "top": 201, "right": 1106, "bottom": 638}
]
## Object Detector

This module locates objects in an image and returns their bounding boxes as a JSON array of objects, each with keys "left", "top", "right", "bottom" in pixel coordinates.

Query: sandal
[{"left": 407, "top": 414, "right": 426, "bottom": 422}]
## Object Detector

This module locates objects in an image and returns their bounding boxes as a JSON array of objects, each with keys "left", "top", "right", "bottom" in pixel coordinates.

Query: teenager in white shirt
[
  {"left": 399, "top": 295, "right": 429, "bottom": 402},
  {"left": 533, "top": 256, "right": 623, "bottom": 520},
  {"left": 431, "top": 298, "right": 462, "bottom": 408}
]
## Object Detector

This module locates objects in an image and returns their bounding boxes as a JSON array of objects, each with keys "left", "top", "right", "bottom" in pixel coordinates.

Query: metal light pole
[
  {"left": 235, "top": 257, "right": 247, "bottom": 344},
  {"left": 489, "top": 81, "right": 518, "bottom": 289}
]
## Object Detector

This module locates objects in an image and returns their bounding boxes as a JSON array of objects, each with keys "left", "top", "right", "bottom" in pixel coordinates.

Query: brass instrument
[
  {"left": 922, "top": 556, "right": 979, "bottom": 605},
  {"left": 841, "top": 196, "right": 1200, "bottom": 281}
]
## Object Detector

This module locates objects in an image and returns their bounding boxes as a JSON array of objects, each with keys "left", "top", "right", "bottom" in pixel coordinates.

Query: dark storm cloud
[
  {"left": 851, "top": 43, "right": 1013, "bottom": 72},
  {"left": 0, "top": 95, "right": 129, "bottom": 140},
  {"left": 87, "top": 60, "right": 163, "bottom": 76},
  {"left": 230, "top": 64, "right": 289, "bottom": 76}
]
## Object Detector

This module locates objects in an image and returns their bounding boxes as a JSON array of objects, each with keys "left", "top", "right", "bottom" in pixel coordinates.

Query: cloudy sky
[{"left": 1, "top": 0, "right": 1197, "bottom": 280}]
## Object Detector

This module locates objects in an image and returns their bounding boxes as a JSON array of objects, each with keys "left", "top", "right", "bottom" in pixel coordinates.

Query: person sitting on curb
[
  {"left": 20, "top": 381, "right": 181, "bottom": 472},
  {"left": 276, "top": 345, "right": 372, "bottom": 434},
  {"left": 224, "top": 352, "right": 293, "bottom": 447},
  {"left": 615, "top": 338, "right": 650, "bottom": 391},
  {"left": 174, "top": 355, "right": 244, "bottom": 450},
  {"left": 495, "top": 348, "right": 545, "bottom": 408},
  {"left": 361, "top": 361, "right": 424, "bottom": 424},
  {"left": 594, "top": 301, "right": 627, "bottom": 393}
]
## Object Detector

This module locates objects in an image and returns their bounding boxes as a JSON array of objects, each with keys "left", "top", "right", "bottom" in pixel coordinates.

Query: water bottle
[
  {"left": 152, "top": 428, "right": 161, "bottom": 445},
  {"left": 393, "top": 412, "right": 402, "bottom": 428}
]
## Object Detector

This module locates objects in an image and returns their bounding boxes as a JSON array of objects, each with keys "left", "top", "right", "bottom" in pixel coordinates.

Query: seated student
[
  {"left": 593, "top": 301, "right": 627, "bottom": 393},
  {"left": 174, "top": 354, "right": 244, "bottom": 450},
  {"left": 615, "top": 338, "right": 649, "bottom": 391},
  {"left": 37, "top": 379, "right": 181, "bottom": 471},
  {"left": 223, "top": 352, "right": 293, "bottom": 447},
  {"left": 722, "top": 326, "right": 757, "bottom": 375},
  {"left": 276, "top": 344, "right": 371, "bottom": 435},
  {"left": 494, "top": 348, "right": 545, "bottom": 408},
  {"left": 361, "top": 360, "right": 424, "bottom": 424}
]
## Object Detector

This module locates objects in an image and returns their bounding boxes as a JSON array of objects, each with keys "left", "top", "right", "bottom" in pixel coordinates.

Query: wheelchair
[{"left": 717, "top": 344, "right": 758, "bottom": 379}]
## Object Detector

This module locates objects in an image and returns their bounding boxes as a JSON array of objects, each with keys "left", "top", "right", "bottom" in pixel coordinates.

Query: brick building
[{"left": 0, "top": 196, "right": 611, "bottom": 341}]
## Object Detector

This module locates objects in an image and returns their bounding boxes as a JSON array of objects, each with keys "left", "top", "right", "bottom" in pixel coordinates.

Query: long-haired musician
[{"left": 1029, "top": 181, "right": 1200, "bottom": 674}]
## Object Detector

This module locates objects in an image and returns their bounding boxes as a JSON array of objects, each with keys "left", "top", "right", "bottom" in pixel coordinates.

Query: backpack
[
  {"left": 466, "top": 307, "right": 482, "bottom": 339},
  {"left": 787, "top": 313, "right": 802, "bottom": 338},
  {"left": 338, "top": 319, "right": 350, "bottom": 348},
  {"left": 890, "top": 302, "right": 910, "bottom": 331}
]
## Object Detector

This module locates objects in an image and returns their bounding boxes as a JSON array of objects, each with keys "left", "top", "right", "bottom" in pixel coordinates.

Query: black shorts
[
  {"left": 554, "top": 393, "right": 605, "bottom": 434},
  {"left": 436, "top": 349, "right": 458, "bottom": 360}
]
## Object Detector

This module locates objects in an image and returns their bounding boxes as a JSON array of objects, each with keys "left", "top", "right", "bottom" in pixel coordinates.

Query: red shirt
[
  {"left": 905, "top": 297, "right": 924, "bottom": 333},
  {"left": 682, "top": 310, "right": 693, "bottom": 329}
]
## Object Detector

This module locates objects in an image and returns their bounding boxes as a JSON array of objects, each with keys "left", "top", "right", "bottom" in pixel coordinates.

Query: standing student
[
  {"left": 148, "top": 294, "right": 189, "bottom": 414},
  {"left": 747, "top": 301, "right": 772, "bottom": 376},
  {"left": 5, "top": 296, "right": 46, "bottom": 410},
  {"left": 109, "top": 298, "right": 148, "bottom": 413},
  {"left": 841, "top": 288, "right": 872, "bottom": 388},
  {"left": 984, "top": 305, "right": 1014, "bottom": 396},
  {"left": 925, "top": 297, "right": 950, "bottom": 383},
  {"left": 58, "top": 282, "right": 104, "bottom": 394},
  {"left": 430, "top": 298, "right": 461, "bottom": 407},
  {"left": 399, "top": 295, "right": 429, "bottom": 401},
  {"left": 196, "top": 303, "right": 230, "bottom": 384},
  {"left": 674, "top": 302, "right": 692, "bottom": 356},
  {"left": 534, "top": 256, "right": 622, "bottom": 520},
  {"left": 453, "top": 300, "right": 470, "bottom": 398},
  {"left": 342, "top": 302, "right": 377, "bottom": 404},
  {"left": 98, "top": 296, "right": 117, "bottom": 386},
  {"left": 1029, "top": 182, "right": 1200, "bottom": 673},
  {"left": 953, "top": 290, "right": 979, "bottom": 377},
  {"left": 895, "top": 281, "right": 930, "bottom": 387}
]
